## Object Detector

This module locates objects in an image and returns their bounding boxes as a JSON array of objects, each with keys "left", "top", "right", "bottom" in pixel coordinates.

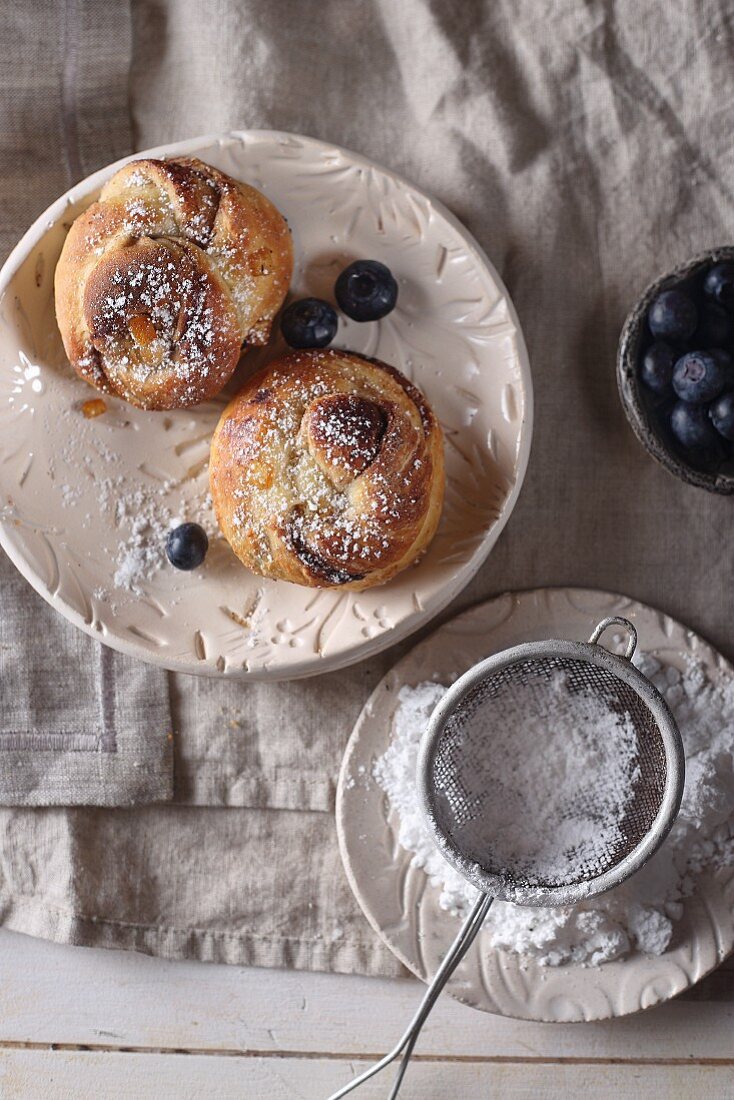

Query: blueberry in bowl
[
  {"left": 647, "top": 289, "right": 698, "bottom": 342},
  {"left": 617, "top": 247, "right": 734, "bottom": 494},
  {"left": 672, "top": 350, "right": 728, "bottom": 404},
  {"left": 703, "top": 262, "right": 734, "bottom": 309},
  {"left": 670, "top": 401, "right": 720, "bottom": 451},
  {"left": 710, "top": 391, "right": 734, "bottom": 441},
  {"left": 639, "top": 341, "right": 676, "bottom": 394}
]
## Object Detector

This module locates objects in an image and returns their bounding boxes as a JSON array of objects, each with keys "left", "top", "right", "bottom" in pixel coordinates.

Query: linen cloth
[
  {"left": 0, "top": 0, "right": 173, "bottom": 807},
  {"left": 0, "top": 0, "right": 733, "bottom": 978}
]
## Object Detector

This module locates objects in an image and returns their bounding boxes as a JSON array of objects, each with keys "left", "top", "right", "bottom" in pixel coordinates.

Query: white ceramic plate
[
  {"left": 0, "top": 131, "right": 532, "bottom": 680},
  {"left": 337, "top": 587, "right": 734, "bottom": 1022}
]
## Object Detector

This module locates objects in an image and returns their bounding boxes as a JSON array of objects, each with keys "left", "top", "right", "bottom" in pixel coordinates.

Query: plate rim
[
  {"left": 336, "top": 584, "right": 734, "bottom": 1020},
  {"left": 0, "top": 129, "right": 534, "bottom": 680}
]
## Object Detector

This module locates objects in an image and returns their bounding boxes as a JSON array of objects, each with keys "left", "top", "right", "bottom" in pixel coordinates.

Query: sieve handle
[
  {"left": 327, "top": 892, "right": 494, "bottom": 1099},
  {"left": 588, "top": 616, "right": 638, "bottom": 660}
]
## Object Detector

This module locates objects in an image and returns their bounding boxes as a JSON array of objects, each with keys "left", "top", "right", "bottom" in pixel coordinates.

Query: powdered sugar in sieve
[{"left": 432, "top": 657, "right": 665, "bottom": 893}]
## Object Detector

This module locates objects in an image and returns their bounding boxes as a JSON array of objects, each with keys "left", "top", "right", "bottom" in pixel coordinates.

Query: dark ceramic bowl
[{"left": 617, "top": 246, "right": 734, "bottom": 495}]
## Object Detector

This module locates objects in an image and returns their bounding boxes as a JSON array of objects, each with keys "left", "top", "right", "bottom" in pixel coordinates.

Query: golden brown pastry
[
  {"left": 54, "top": 156, "right": 293, "bottom": 410},
  {"left": 209, "top": 349, "right": 444, "bottom": 590}
]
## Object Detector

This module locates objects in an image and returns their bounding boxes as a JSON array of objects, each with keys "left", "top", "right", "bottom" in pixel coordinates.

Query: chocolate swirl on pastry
[
  {"left": 54, "top": 156, "right": 293, "bottom": 410},
  {"left": 209, "top": 349, "right": 445, "bottom": 591}
]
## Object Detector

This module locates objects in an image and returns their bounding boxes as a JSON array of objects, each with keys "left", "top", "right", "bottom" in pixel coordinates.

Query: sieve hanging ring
[{"left": 588, "top": 615, "right": 638, "bottom": 660}]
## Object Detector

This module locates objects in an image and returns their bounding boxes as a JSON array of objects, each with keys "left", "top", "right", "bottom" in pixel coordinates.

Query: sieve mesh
[{"left": 430, "top": 656, "right": 667, "bottom": 891}]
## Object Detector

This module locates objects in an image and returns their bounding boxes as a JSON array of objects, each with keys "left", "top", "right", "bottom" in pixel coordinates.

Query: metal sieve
[{"left": 329, "top": 617, "right": 685, "bottom": 1100}]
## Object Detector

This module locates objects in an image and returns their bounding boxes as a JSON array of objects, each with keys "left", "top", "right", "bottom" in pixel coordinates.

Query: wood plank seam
[{"left": 0, "top": 1042, "right": 732, "bottom": 1066}]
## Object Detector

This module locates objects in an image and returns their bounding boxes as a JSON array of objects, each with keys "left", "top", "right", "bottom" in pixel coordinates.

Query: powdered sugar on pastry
[
  {"left": 209, "top": 349, "right": 445, "bottom": 591},
  {"left": 55, "top": 155, "right": 294, "bottom": 410}
]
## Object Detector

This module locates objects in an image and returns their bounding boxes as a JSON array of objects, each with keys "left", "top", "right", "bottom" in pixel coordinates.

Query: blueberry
[
  {"left": 670, "top": 401, "right": 720, "bottom": 450},
  {"left": 710, "top": 391, "right": 734, "bottom": 440},
  {"left": 648, "top": 289, "right": 698, "bottom": 342},
  {"left": 703, "top": 262, "right": 734, "bottom": 310},
  {"left": 640, "top": 341, "right": 676, "bottom": 394},
  {"left": 335, "top": 260, "right": 398, "bottom": 322},
  {"left": 696, "top": 303, "right": 734, "bottom": 347},
  {"left": 280, "top": 298, "right": 338, "bottom": 349},
  {"left": 166, "top": 523, "right": 208, "bottom": 570},
  {"left": 672, "top": 350, "right": 727, "bottom": 404}
]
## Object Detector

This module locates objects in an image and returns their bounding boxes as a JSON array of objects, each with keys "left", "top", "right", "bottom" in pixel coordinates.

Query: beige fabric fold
[
  {"left": 0, "top": 803, "right": 401, "bottom": 976},
  {"left": 169, "top": 659, "right": 390, "bottom": 811},
  {"left": 0, "top": 0, "right": 733, "bottom": 978},
  {"left": 0, "top": 0, "right": 172, "bottom": 807}
]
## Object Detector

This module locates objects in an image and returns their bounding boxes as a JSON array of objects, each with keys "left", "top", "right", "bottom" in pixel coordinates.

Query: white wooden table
[{"left": 0, "top": 931, "right": 731, "bottom": 1098}]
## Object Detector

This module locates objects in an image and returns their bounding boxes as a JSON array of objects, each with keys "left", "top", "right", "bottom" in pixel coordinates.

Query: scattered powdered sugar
[
  {"left": 54, "top": 403, "right": 215, "bottom": 594},
  {"left": 436, "top": 671, "right": 641, "bottom": 887},
  {"left": 373, "top": 656, "right": 734, "bottom": 967},
  {"left": 98, "top": 477, "right": 214, "bottom": 593},
  {"left": 60, "top": 482, "right": 82, "bottom": 507},
  {"left": 98, "top": 476, "right": 177, "bottom": 593}
]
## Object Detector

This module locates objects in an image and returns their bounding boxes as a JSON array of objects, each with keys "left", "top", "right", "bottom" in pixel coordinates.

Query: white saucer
[
  {"left": 0, "top": 130, "right": 532, "bottom": 679},
  {"left": 337, "top": 587, "right": 734, "bottom": 1021}
]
